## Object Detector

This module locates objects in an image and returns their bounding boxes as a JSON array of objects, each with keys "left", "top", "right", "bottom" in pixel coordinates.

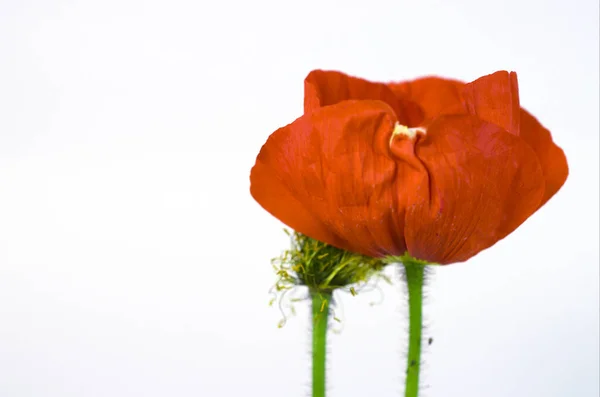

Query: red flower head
[{"left": 250, "top": 70, "right": 568, "bottom": 264}]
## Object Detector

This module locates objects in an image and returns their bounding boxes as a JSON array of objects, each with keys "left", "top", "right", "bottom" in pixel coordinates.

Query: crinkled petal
[
  {"left": 251, "top": 100, "right": 426, "bottom": 257},
  {"left": 304, "top": 70, "right": 424, "bottom": 126},
  {"left": 519, "top": 109, "right": 569, "bottom": 206},
  {"left": 459, "top": 71, "right": 521, "bottom": 136},
  {"left": 388, "top": 76, "right": 464, "bottom": 122},
  {"left": 404, "top": 115, "right": 546, "bottom": 264},
  {"left": 390, "top": 71, "right": 521, "bottom": 137},
  {"left": 250, "top": 160, "right": 347, "bottom": 249}
]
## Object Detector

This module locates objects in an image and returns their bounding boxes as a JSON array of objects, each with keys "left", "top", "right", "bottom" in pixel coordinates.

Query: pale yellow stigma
[{"left": 389, "top": 123, "right": 426, "bottom": 145}]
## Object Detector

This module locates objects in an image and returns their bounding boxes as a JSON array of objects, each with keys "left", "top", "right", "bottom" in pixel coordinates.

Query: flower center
[
  {"left": 391, "top": 123, "right": 426, "bottom": 139},
  {"left": 389, "top": 123, "right": 427, "bottom": 147}
]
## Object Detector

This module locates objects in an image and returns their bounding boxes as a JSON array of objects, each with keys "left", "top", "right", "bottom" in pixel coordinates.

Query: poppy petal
[
  {"left": 459, "top": 71, "right": 521, "bottom": 136},
  {"left": 304, "top": 70, "right": 424, "bottom": 126},
  {"left": 250, "top": 160, "right": 347, "bottom": 249},
  {"left": 388, "top": 76, "right": 464, "bottom": 122},
  {"left": 390, "top": 71, "right": 521, "bottom": 137},
  {"left": 251, "top": 100, "right": 426, "bottom": 257},
  {"left": 404, "top": 115, "right": 546, "bottom": 264},
  {"left": 519, "top": 109, "right": 569, "bottom": 206}
]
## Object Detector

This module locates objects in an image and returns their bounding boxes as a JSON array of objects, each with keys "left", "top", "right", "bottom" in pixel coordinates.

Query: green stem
[
  {"left": 403, "top": 260, "right": 425, "bottom": 397},
  {"left": 311, "top": 290, "right": 331, "bottom": 397}
]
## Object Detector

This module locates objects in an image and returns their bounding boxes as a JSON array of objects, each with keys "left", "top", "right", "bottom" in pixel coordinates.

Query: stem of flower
[
  {"left": 311, "top": 290, "right": 331, "bottom": 397},
  {"left": 403, "top": 260, "right": 425, "bottom": 397}
]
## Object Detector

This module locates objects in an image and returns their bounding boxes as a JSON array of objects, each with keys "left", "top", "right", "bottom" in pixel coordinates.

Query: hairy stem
[
  {"left": 403, "top": 260, "right": 425, "bottom": 397},
  {"left": 311, "top": 291, "right": 331, "bottom": 397}
]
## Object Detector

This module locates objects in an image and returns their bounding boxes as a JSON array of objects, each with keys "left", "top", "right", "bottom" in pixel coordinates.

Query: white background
[{"left": 0, "top": 0, "right": 598, "bottom": 396}]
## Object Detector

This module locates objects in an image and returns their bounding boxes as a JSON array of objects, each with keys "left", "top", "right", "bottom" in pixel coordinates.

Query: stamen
[{"left": 391, "top": 123, "right": 427, "bottom": 141}]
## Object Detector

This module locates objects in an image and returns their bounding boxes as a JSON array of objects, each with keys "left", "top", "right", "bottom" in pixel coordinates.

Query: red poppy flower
[{"left": 250, "top": 70, "right": 568, "bottom": 264}]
